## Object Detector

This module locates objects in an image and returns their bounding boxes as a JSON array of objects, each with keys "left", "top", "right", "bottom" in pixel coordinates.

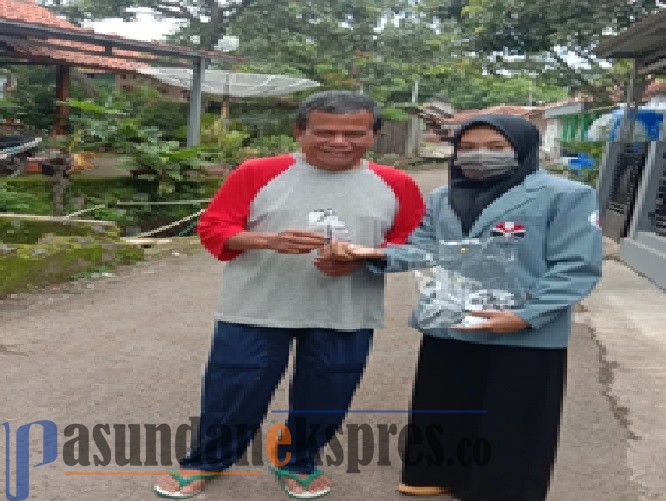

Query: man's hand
[
  {"left": 453, "top": 310, "right": 529, "bottom": 334},
  {"left": 313, "top": 258, "right": 362, "bottom": 277},
  {"left": 313, "top": 242, "right": 360, "bottom": 276},
  {"left": 267, "top": 230, "right": 327, "bottom": 254}
]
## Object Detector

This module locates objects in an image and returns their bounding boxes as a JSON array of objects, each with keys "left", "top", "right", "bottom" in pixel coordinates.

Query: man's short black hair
[{"left": 296, "top": 90, "right": 382, "bottom": 133}]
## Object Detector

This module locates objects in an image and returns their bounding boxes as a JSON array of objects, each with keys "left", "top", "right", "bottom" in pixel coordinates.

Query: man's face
[{"left": 295, "top": 110, "right": 377, "bottom": 171}]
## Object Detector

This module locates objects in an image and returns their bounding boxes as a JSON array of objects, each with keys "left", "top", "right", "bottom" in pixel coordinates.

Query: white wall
[
  {"left": 542, "top": 119, "right": 562, "bottom": 159},
  {"left": 0, "top": 75, "right": 7, "bottom": 99}
]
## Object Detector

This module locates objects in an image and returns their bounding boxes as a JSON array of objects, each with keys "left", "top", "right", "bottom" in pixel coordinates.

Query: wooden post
[
  {"left": 55, "top": 65, "right": 71, "bottom": 135},
  {"left": 50, "top": 156, "right": 71, "bottom": 216},
  {"left": 220, "top": 94, "right": 229, "bottom": 134},
  {"left": 219, "top": 71, "right": 231, "bottom": 133}
]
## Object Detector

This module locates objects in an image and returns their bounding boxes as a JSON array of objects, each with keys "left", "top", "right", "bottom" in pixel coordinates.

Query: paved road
[{"left": 1, "top": 168, "right": 640, "bottom": 500}]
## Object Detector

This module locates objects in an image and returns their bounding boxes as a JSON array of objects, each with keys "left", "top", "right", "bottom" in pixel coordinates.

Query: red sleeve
[
  {"left": 369, "top": 163, "right": 426, "bottom": 246},
  {"left": 196, "top": 155, "right": 295, "bottom": 261}
]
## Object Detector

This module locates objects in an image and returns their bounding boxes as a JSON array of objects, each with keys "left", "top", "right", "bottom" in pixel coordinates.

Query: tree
[
  {"left": 460, "top": 0, "right": 665, "bottom": 102},
  {"left": 41, "top": 0, "right": 639, "bottom": 107},
  {"left": 38, "top": 0, "right": 87, "bottom": 24},
  {"left": 42, "top": 0, "right": 253, "bottom": 50},
  {"left": 230, "top": 0, "right": 400, "bottom": 91}
]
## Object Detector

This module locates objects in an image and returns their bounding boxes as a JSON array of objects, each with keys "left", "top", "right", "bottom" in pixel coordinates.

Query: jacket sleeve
[
  {"left": 367, "top": 191, "right": 440, "bottom": 274},
  {"left": 513, "top": 187, "right": 602, "bottom": 329}
]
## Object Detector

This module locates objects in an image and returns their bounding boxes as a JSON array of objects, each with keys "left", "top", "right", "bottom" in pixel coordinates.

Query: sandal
[
  {"left": 153, "top": 469, "right": 217, "bottom": 499},
  {"left": 397, "top": 483, "right": 451, "bottom": 496},
  {"left": 269, "top": 466, "right": 331, "bottom": 499}
]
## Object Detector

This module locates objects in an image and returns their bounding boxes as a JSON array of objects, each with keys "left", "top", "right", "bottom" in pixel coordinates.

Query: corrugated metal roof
[{"left": 138, "top": 67, "right": 320, "bottom": 97}]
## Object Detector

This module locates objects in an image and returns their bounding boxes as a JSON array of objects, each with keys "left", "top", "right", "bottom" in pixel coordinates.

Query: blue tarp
[
  {"left": 568, "top": 153, "right": 595, "bottom": 171},
  {"left": 609, "top": 109, "right": 664, "bottom": 141}
]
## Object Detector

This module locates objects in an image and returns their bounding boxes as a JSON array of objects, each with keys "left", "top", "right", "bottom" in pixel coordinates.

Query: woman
[{"left": 326, "top": 115, "right": 602, "bottom": 500}]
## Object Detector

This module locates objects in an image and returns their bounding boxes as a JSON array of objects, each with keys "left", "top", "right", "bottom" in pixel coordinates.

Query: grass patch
[{"left": 0, "top": 236, "right": 143, "bottom": 297}]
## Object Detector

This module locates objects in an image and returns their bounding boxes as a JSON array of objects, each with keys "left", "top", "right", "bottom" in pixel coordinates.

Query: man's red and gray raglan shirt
[{"left": 197, "top": 153, "right": 425, "bottom": 331}]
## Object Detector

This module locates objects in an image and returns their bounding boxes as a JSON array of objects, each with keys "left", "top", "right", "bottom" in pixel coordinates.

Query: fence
[{"left": 372, "top": 118, "right": 421, "bottom": 157}]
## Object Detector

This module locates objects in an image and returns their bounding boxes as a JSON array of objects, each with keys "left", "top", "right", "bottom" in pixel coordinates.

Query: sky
[{"left": 84, "top": 10, "right": 179, "bottom": 42}]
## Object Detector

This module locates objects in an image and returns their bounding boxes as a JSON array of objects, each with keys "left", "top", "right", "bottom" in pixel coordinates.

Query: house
[
  {"left": 412, "top": 101, "right": 549, "bottom": 160},
  {"left": 79, "top": 69, "right": 191, "bottom": 100},
  {"left": 594, "top": 8, "right": 666, "bottom": 289},
  {"left": 0, "top": 0, "right": 234, "bottom": 143},
  {"left": 542, "top": 97, "right": 611, "bottom": 159},
  {"left": 0, "top": 75, "right": 6, "bottom": 99},
  {"left": 436, "top": 105, "right": 546, "bottom": 139}
]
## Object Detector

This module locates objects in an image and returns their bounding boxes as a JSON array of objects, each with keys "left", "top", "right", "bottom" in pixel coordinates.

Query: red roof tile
[
  {"left": 0, "top": 0, "right": 75, "bottom": 30},
  {"left": 0, "top": 0, "right": 234, "bottom": 65},
  {"left": 645, "top": 80, "right": 666, "bottom": 97},
  {"left": 543, "top": 96, "right": 594, "bottom": 109},
  {"left": 0, "top": 0, "right": 147, "bottom": 71},
  {"left": 437, "top": 105, "right": 545, "bottom": 126}
]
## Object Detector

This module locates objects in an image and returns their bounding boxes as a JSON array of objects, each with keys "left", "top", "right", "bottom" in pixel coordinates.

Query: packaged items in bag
[
  {"left": 308, "top": 208, "right": 350, "bottom": 241},
  {"left": 413, "top": 266, "right": 465, "bottom": 329},
  {"left": 412, "top": 236, "right": 527, "bottom": 330}
]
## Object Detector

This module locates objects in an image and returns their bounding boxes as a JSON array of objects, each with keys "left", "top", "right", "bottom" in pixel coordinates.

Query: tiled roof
[
  {"left": 481, "top": 105, "right": 534, "bottom": 116},
  {"left": 0, "top": 0, "right": 233, "bottom": 61},
  {"left": 437, "top": 105, "right": 545, "bottom": 126},
  {"left": 0, "top": 0, "right": 75, "bottom": 30},
  {"left": 0, "top": 0, "right": 146, "bottom": 71},
  {"left": 2, "top": 36, "right": 147, "bottom": 71},
  {"left": 645, "top": 80, "right": 666, "bottom": 97},
  {"left": 543, "top": 96, "right": 593, "bottom": 110}
]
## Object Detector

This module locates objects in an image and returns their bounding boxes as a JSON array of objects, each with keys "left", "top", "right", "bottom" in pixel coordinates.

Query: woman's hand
[
  {"left": 313, "top": 239, "right": 385, "bottom": 277},
  {"left": 325, "top": 239, "right": 386, "bottom": 261},
  {"left": 453, "top": 310, "right": 529, "bottom": 334}
]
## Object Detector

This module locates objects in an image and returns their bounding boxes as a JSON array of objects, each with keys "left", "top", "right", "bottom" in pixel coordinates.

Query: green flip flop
[
  {"left": 269, "top": 466, "right": 331, "bottom": 499},
  {"left": 153, "top": 469, "right": 217, "bottom": 499}
]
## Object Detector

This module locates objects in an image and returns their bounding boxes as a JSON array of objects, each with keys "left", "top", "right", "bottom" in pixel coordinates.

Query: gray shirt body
[{"left": 214, "top": 156, "right": 402, "bottom": 331}]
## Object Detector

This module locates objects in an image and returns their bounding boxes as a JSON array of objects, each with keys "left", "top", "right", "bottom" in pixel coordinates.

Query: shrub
[{"left": 247, "top": 135, "right": 299, "bottom": 158}]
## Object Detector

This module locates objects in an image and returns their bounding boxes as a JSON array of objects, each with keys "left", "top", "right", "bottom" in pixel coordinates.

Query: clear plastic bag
[
  {"left": 307, "top": 208, "right": 350, "bottom": 241},
  {"left": 412, "top": 236, "right": 527, "bottom": 330},
  {"left": 458, "top": 237, "right": 526, "bottom": 313},
  {"left": 413, "top": 266, "right": 465, "bottom": 329}
]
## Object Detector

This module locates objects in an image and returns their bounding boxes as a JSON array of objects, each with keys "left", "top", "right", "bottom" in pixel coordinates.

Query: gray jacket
[{"left": 369, "top": 170, "right": 602, "bottom": 349}]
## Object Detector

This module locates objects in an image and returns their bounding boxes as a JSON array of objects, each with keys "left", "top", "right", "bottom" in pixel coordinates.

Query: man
[{"left": 153, "top": 90, "right": 425, "bottom": 499}]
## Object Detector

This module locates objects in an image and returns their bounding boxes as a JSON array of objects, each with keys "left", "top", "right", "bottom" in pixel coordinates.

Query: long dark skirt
[{"left": 401, "top": 336, "right": 566, "bottom": 501}]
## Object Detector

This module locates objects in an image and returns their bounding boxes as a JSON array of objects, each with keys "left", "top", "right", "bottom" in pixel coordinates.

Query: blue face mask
[{"left": 454, "top": 149, "right": 518, "bottom": 180}]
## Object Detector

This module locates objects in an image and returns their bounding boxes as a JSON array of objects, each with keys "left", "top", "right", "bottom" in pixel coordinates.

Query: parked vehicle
[{"left": 0, "top": 135, "right": 43, "bottom": 176}]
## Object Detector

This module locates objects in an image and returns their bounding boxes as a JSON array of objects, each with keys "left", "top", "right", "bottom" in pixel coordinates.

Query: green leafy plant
[
  {"left": 568, "top": 167, "right": 599, "bottom": 187},
  {"left": 560, "top": 141, "right": 605, "bottom": 162},
  {"left": 57, "top": 97, "right": 127, "bottom": 116},
  {"left": 120, "top": 142, "right": 214, "bottom": 196},
  {"left": 136, "top": 100, "right": 189, "bottom": 142},
  {"left": 248, "top": 134, "right": 299, "bottom": 158},
  {"left": 0, "top": 98, "right": 20, "bottom": 119},
  {"left": 0, "top": 182, "right": 42, "bottom": 214},
  {"left": 56, "top": 98, "right": 163, "bottom": 154},
  {"left": 200, "top": 127, "right": 253, "bottom": 167},
  {"left": 382, "top": 107, "right": 412, "bottom": 121},
  {"left": 559, "top": 141, "right": 604, "bottom": 187}
]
